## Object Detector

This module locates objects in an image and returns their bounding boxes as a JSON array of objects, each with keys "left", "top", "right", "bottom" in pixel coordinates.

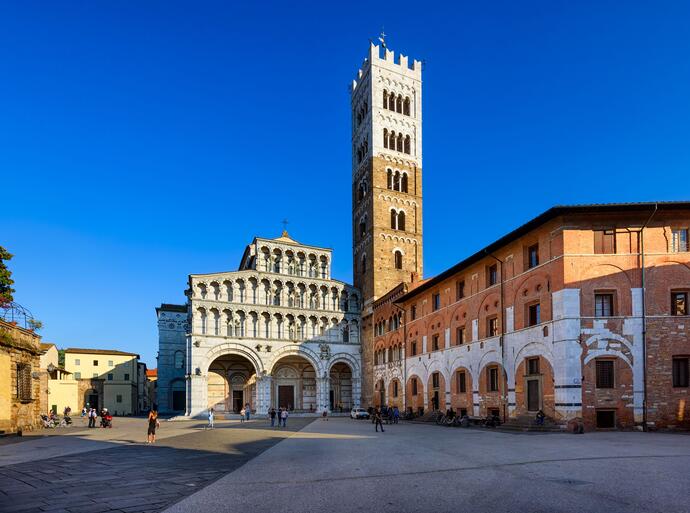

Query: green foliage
[
  {"left": 27, "top": 318, "right": 43, "bottom": 331},
  {"left": 58, "top": 349, "right": 65, "bottom": 367},
  {"left": 0, "top": 246, "right": 15, "bottom": 307}
]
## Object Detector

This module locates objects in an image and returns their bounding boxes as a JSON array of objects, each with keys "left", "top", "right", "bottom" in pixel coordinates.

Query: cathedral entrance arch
[
  {"left": 208, "top": 354, "right": 256, "bottom": 413},
  {"left": 271, "top": 355, "right": 317, "bottom": 412},
  {"left": 329, "top": 362, "right": 353, "bottom": 412}
]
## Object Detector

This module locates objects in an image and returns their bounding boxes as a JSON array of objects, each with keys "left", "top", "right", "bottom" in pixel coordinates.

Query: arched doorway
[
  {"left": 329, "top": 362, "right": 353, "bottom": 412},
  {"left": 84, "top": 389, "right": 99, "bottom": 411},
  {"left": 271, "top": 355, "right": 317, "bottom": 412},
  {"left": 208, "top": 354, "right": 257, "bottom": 413}
]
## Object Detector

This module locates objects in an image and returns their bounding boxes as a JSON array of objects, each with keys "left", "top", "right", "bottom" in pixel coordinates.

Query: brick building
[{"left": 371, "top": 203, "right": 690, "bottom": 430}]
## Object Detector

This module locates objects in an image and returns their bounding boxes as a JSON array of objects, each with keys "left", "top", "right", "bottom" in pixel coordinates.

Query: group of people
[
  {"left": 268, "top": 407, "right": 289, "bottom": 427},
  {"left": 81, "top": 406, "right": 111, "bottom": 428},
  {"left": 369, "top": 405, "right": 401, "bottom": 432}
]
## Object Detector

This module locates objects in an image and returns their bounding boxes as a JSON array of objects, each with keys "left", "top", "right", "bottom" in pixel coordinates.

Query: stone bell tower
[{"left": 350, "top": 41, "right": 424, "bottom": 405}]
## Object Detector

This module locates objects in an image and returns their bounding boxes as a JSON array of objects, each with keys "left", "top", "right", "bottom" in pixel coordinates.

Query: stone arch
[
  {"left": 328, "top": 352, "right": 360, "bottom": 375},
  {"left": 265, "top": 345, "right": 323, "bottom": 376},
  {"left": 201, "top": 343, "right": 264, "bottom": 375}
]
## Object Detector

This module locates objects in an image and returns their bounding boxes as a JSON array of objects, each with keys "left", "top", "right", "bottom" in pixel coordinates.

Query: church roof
[{"left": 272, "top": 230, "right": 301, "bottom": 245}]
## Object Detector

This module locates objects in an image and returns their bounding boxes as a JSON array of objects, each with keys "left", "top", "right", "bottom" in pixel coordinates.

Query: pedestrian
[
  {"left": 374, "top": 409, "right": 385, "bottom": 433},
  {"left": 245, "top": 403, "right": 251, "bottom": 421},
  {"left": 147, "top": 410, "right": 160, "bottom": 443},
  {"left": 269, "top": 407, "right": 276, "bottom": 427},
  {"left": 87, "top": 408, "right": 94, "bottom": 428},
  {"left": 239, "top": 407, "right": 245, "bottom": 423},
  {"left": 393, "top": 406, "right": 400, "bottom": 424},
  {"left": 280, "top": 407, "right": 288, "bottom": 428},
  {"left": 207, "top": 407, "right": 215, "bottom": 429},
  {"left": 322, "top": 410, "right": 328, "bottom": 421}
]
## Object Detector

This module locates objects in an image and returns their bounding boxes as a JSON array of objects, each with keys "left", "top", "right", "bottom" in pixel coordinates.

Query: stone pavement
[
  {"left": 0, "top": 417, "right": 314, "bottom": 513},
  {"left": 165, "top": 418, "right": 690, "bottom": 513}
]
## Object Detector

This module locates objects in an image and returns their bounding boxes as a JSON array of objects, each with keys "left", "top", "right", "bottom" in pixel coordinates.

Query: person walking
[
  {"left": 245, "top": 403, "right": 251, "bottom": 421},
  {"left": 269, "top": 407, "right": 276, "bottom": 427},
  {"left": 147, "top": 410, "right": 160, "bottom": 443},
  {"left": 374, "top": 409, "right": 385, "bottom": 433},
  {"left": 239, "top": 407, "right": 245, "bottom": 423},
  {"left": 88, "top": 408, "right": 96, "bottom": 428},
  {"left": 207, "top": 408, "right": 215, "bottom": 429},
  {"left": 393, "top": 406, "right": 400, "bottom": 424},
  {"left": 280, "top": 407, "right": 288, "bottom": 428}
]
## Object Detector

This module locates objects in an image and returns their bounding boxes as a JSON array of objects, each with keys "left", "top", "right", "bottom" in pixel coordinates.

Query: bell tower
[{"left": 351, "top": 41, "right": 424, "bottom": 405}]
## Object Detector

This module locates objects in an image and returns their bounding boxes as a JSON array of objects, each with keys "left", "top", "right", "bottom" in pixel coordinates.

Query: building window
[
  {"left": 672, "top": 228, "right": 689, "bottom": 252},
  {"left": 595, "top": 293, "right": 614, "bottom": 317},
  {"left": 75, "top": 359, "right": 80, "bottom": 366},
  {"left": 432, "top": 334, "right": 440, "bottom": 351},
  {"left": 116, "top": 395, "right": 123, "bottom": 403},
  {"left": 108, "top": 360, "right": 114, "bottom": 367},
  {"left": 457, "top": 370, "right": 466, "bottom": 393},
  {"left": 527, "top": 357, "right": 540, "bottom": 375},
  {"left": 594, "top": 229, "right": 616, "bottom": 254},
  {"left": 432, "top": 293, "right": 440, "bottom": 311},
  {"left": 74, "top": 372, "right": 81, "bottom": 379},
  {"left": 411, "top": 341, "right": 417, "bottom": 356},
  {"left": 393, "top": 381, "right": 399, "bottom": 397},
  {"left": 432, "top": 372, "right": 440, "bottom": 388},
  {"left": 456, "top": 326, "right": 465, "bottom": 345},
  {"left": 394, "top": 250, "right": 403, "bottom": 270},
  {"left": 527, "top": 303, "right": 541, "bottom": 327},
  {"left": 124, "top": 373, "right": 130, "bottom": 381},
  {"left": 488, "top": 367, "right": 499, "bottom": 392},
  {"left": 16, "top": 363, "right": 32, "bottom": 401},
  {"left": 672, "top": 292, "right": 688, "bottom": 316},
  {"left": 487, "top": 264, "right": 498, "bottom": 287},
  {"left": 412, "top": 378, "right": 418, "bottom": 395},
  {"left": 107, "top": 373, "right": 113, "bottom": 381},
  {"left": 411, "top": 305, "right": 417, "bottom": 320},
  {"left": 93, "top": 360, "right": 98, "bottom": 366},
  {"left": 673, "top": 357, "right": 689, "bottom": 387},
  {"left": 456, "top": 280, "right": 465, "bottom": 300},
  {"left": 487, "top": 317, "right": 499, "bottom": 337},
  {"left": 174, "top": 351, "right": 184, "bottom": 369},
  {"left": 527, "top": 244, "right": 539, "bottom": 269},
  {"left": 596, "top": 360, "right": 615, "bottom": 389}
]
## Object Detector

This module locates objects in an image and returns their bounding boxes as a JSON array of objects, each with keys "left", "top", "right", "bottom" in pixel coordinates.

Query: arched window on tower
[
  {"left": 396, "top": 95, "right": 402, "bottom": 113},
  {"left": 383, "top": 90, "right": 388, "bottom": 110},
  {"left": 393, "top": 171, "right": 400, "bottom": 191},
  {"left": 359, "top": 217, "right": 367, "bottom": 239},
  {"left": 389, "top": 92, "right": 396, "bottom": 111},
  {"left": 401, "top": 173, "right": 408, "bottom": 193},
  {"left": 390, "top": 209, "right": 397, "bottom": 229},
  {"left": 403, "top": 97, "right": 411, "bottom": 116},
  {"left": 394, "top": 250, "right": 403, "bottom": 270},
  {"left": 397, "top": 133, "right": 403, "bottom": 152},
  {"left": 404, "top": 135, "right": 411, "bottom": 154},
  {"left": 398, "top": 211, "right": 406, "bottom": 231},
  {"left": 383, "top": 128, "right": 388, "bottom": 149},
  {"left": 387, "top": 169, "right": 392, "bottom": 190},
  {"left": 358, "top": 182, "right": 365, "bottom": 201},
  {"left": 389, "top": 130, "right": 396, "bottom": 150}
]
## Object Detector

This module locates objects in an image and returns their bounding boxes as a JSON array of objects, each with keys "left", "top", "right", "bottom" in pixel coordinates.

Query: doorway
[
  {"left": 232, "top": 390, "right": 243, "bottom": 413},
  {"left": 329, "top": 390, "right": 335, "bottom": 410},
  {"left": 172, "top": 391, "right": 185, "bottom": 411},
  {"left": 526, "top": 379, "right": 541, "bottom": 412},
  {"left": 87, "top": 393, "right": 99, "bottom": 411},
  {"left": 278, "top": 385, "right": 294, "bottom": 409}
]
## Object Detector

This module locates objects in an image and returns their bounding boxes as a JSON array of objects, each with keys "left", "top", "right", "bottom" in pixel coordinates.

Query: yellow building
[
  {"left": 39, "top": 343, "right": 79, "bottom": 415},
  {"left": 64, "top": 348, "right": 140, "bottom": 415}
]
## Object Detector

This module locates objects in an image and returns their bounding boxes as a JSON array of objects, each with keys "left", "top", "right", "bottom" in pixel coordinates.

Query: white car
[{"left": 350, "top": 408, "right": 370, "bottom": 419}]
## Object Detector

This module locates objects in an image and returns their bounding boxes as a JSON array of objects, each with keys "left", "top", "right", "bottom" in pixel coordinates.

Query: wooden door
[
  {"left": 278, "top": 385, "right": 294, "bottom": 409},
  {"left": 527, "top": 379, "right": 540, "bottom": 412}
]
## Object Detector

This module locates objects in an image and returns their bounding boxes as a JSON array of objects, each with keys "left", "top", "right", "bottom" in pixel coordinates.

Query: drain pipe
[
  {"left": 486, "top": 251, "right": 507, "bottom": 422},
  {"left": 640, "top": 203, "right": 658, "bottom": 431}
]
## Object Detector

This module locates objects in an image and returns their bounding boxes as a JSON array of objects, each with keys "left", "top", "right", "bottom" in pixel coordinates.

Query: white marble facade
[{"left": 157, "top": 232, "right": 362, "bottom": 417}]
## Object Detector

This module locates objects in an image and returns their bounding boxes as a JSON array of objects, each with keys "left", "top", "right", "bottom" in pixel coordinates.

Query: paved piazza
[{"left": 1, "top": 418, "right": 689, "bottom": 513}]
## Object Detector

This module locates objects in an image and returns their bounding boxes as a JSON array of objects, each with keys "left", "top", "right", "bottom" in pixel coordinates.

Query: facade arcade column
[
  {"left": 256, "top": 375, "right": 271, "bottom": 415},
  {"left": 317, "top": 376, "right": 330, "bottom": 413},
  {"left": 187, "top": 373, "right": 207, "bottom": 418}
]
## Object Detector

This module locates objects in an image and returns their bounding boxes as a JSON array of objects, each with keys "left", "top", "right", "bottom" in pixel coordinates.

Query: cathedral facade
[{"left": 156, "top": 233, "right": 361, "bottom": 416}]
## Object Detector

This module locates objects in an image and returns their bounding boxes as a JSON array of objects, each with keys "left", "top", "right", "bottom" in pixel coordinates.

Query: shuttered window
[
  {"left": 457, "top": 371, "right": 466, "bottom": 393},
  {"left": 596, "top": 360, "right": 615, "bottom": 389},
  {"left": 594, "top": 229, "right": 616, "bottom": 254},
  {"left": 16, "top": 364, "right": 32, "bottom": 401},
  {"left": 595, "top": 294, "right": 614, "bottom": 317}
]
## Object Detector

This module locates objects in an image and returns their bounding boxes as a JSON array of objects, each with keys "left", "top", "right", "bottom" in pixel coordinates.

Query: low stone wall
[{"left": 0, "top": 320, "right": 42, "bottom": 434}]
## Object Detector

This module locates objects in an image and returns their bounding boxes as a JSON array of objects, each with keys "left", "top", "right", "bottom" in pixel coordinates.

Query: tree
[{"left": 0, "top": 246, "right": 15, "bottom": 308}]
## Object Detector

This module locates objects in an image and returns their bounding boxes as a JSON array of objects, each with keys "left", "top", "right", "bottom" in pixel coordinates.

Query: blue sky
[{"left": 2, "top": 1, "right": 689, "bottom": 366}]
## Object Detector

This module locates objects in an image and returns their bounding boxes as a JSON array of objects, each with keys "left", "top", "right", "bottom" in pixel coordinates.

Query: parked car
[{"left": 350, "top": 408, "right": 370, "bottom": 419}]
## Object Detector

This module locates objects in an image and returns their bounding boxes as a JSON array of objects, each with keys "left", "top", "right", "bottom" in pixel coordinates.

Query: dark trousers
[
  {"left": 88, "top": 417, "right": 95, "bottom": 428},
  {"left": 375, "top": 419, "right": 384, "bottom": 432}
]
